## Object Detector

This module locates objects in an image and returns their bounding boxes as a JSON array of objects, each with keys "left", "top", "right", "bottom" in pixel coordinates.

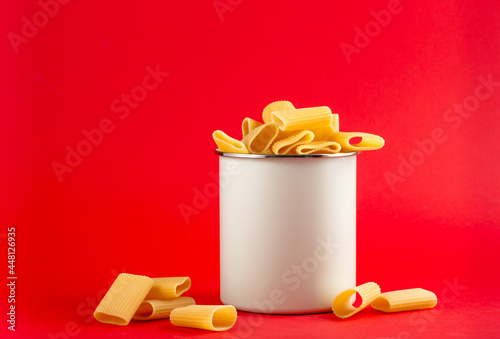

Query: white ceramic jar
[{"left": 217, "top": 150, "right": 357, "bottom": 314}]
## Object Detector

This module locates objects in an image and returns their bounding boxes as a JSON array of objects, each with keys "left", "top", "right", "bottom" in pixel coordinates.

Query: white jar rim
[{"left": 214, "top": 149, "right": 358, "bottom": 159}]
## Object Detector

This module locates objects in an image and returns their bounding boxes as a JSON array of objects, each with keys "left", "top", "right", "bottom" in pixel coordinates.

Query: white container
[{"left": 216, "top": 150, "right": 357, "bottom": 314}]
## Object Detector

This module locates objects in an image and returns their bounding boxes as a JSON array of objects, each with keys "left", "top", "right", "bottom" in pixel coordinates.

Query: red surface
[{"left": 1, "top": 0, "right": 499, "bottom": 338}]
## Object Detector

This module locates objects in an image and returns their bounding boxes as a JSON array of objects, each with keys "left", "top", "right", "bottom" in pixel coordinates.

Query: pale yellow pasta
[
  {"left": 309, "top": 117, "right": 339, "bottom": 141},
  {"left": 371, "top": 288, "right": 437, "bottom": 313},
  {"left": 262, "top": 100, "right": 295, "bottom": 123},
  {"left": 293, "top": 141, "right": 341, "bottom": 154},
  {"left": 94, "top": 273, "right": 154, "bottom": 326},
  {"left": 133, "top": 297, "right": 196, "bottom": 321},
  {"left": 146, "top": 277, "right": 191, "bottom": 299},
  {"left": 272, "top": 107, "right": 333, "bottom": 131},
  {"left": 271, "top": 130, "right": 314, "bottom": 155},
  {"left": 332, "top": 113, "right": 339, "bottom": 132},
  {"left": 241, "top": 123, "right": 279, "bottom": 154},
  {"left": 213, "top": 130, "right": 248, "bottom": 154},
  {"left": 170, "top": 305, "right": 237, "bottom": 332},
  {"left": 242, "top": 117, "right": 263, "bottom": 138},
  {"left": 309, "top": 126, "right": 334, "bottom": 141},
  {"left": 332, "top": 282, "right": 381, "bottom": 319},
  {"left": 212, "top": 102, "right": 385, "bottom": 154},
  {"left": 326, "top": 132, "right": 385, "bottom": 152}
]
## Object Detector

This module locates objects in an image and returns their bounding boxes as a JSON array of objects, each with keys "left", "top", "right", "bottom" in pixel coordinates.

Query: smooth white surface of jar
[{"left": 217, "top": 150, "right": 357, "bottom": 314}]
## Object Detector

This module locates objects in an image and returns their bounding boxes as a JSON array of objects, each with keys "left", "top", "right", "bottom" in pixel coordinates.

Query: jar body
[{"left": 219, "top": 154, "right": 356, "bottom": 314}]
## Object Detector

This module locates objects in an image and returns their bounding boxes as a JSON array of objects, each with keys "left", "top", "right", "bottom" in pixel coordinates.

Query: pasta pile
[
  {"left": 212, "top": 100, "right": 384, "bottom": 155},
  {"left": 94, "top": 273, "right": 237, "bottom": 331},
  {"left": 332, "top": 282, "right": 437, "bottom": 319}
]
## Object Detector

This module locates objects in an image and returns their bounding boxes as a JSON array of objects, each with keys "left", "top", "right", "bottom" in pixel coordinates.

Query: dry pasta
[
  {"left": 94, "top": 273, "right": 154, "bottom": 326},
  {"left": 272, "top": 107, "right": 333, "bottom": 131},
  {"left": 271, "top": 130, "right": 315, "bottom": 155},
  {"left": 293, "top": 141, "right": 341, "bottom": 154},
  {"left": 241, "top": 122, "right": 279, "bottom": 154},
  {"left": 332, "top": 113, "right": 339, "bottom": 132},
  {"left": 371, "top": 288, "right": 437, "bottom": 313},
  {"left": 309, "top": 126, "right": 334, "bottom": 141},
  {"left": 332, "top": 282, "right": 381, "bottom": 319},
  {"left": 242, "top": 117, "right": 263, "bottom": 138},
  {"left": 309, "top": 126, "right": 338, "bottom": 143},
  {"left": 212, "top": 130, "right": 248, "bottom": 154},
  {"left": 146, "top": 277, "right": 191, "bottom": 299},
  {"left": 170, "top": 305, "right": 237, "bottom": 332},
  {"left": 213, "top": 101, "right": 384, "bottom": 154},
  {"left": 262, "top": 100, "right": 295, "bottom": 123},
  {"left": 326, "top": 132, "right": 385, "bottom": 152},
  {"left": 133, "top": 297, "right": 196, "bottom": 321}
]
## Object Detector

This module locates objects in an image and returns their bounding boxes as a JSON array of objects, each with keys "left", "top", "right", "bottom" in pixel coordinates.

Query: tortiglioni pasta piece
[
  {"left": 242, "top": 117, "right": 263, "bottom": 138},
  {"left": 332, "top": 282, "right": 381, "bottom": 319},
  {"left": 371, "top": 288, "right": 437, "bottom": 313},
  {"left": 241, "top": 123, "right": 279, "bottom": 154},
  {"left": 170, "top": 305, "right": 237, "bottom": 331},
  {"left": 326, "top": 132, "right": 385, "bottom": 152},
  {"left": 94, "top": 273, "right": 154, "bottom": 326},
  {"left": 133, "top": 297, "right": 196, "bottom": 321},
  {"left": 332, "top": 113, "right": 339, "bottom": 132},
  {"left": 213, "top": 130, "right": 248, "bottom": 154},
  {"left": 262, "top": 100, "right": 295, "bottom": 123},
  {"left": 146, "top": 277, "right": 191, "bottom": 299},
  {"left": 309, "top": 116, "right": 339, "bottom": 140},
  {"left": 272, "top": 107, "right": 333, "bottom": 131},
  {"left": 271, "top": 130, "right": 314, "bottom": 155},
  {"left": 293, "top": 141, "right": 341, "bottom": 154}
]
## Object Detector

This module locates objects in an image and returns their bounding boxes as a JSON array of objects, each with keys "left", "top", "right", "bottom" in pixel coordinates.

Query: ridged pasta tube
[
  {"left": 326, "top": 132, "right": 385, "bottom": 152},
  {"left": 133, "top": 297, "right": 196, "bottom": 320},
  {"left": 146, "top": 277, "right": 191, "bottom": 299},
  {"left": 332, "top": 282, "right": 381, "bottom": 319},
  {"left": 371, "top": 288, "right": 437, "bottom": 313},
  {"left": 241, "top": 123, "right": 279, "bottom": 154},
  {"left": 293, "top": 141, "right": 341, "bottom": 154},
  {"left": 94, "top": 273, "right": 154, "bottom": 326},
  {"left": 262, "top": 100, "right": 295, "bottom": 123},
  {"left": 271, "top": 130, "right": 314, "bottom": 155},
  {"left": 213, "top": 130, "right": 248, "bottom": 154},
  {"left": 272, "top": 107, "right": 333, "bottom": 131},
  {"left": 241, "top": 117, "right": 263, "bottom": 138},
  {"left": 170, "top": 305, "right": 237, "bottom": 331}
]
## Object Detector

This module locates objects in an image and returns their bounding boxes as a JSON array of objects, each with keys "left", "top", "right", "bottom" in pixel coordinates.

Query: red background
[{"left": 1, "top": 0, "right": 499, "bottom": 338}]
